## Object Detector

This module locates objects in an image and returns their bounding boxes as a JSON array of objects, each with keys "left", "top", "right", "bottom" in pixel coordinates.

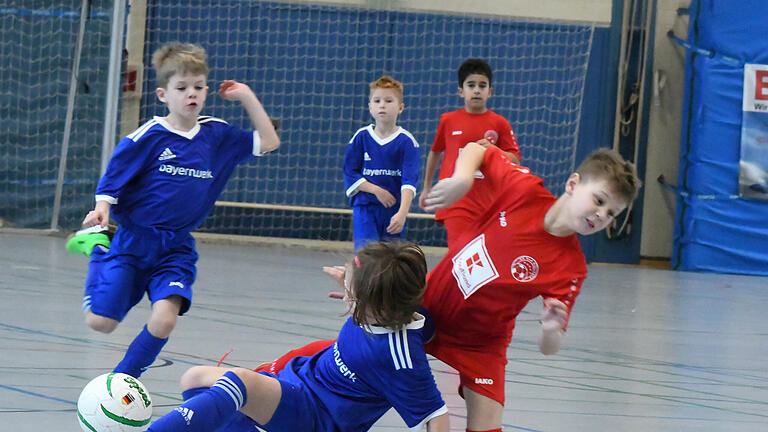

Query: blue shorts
[
  {"left": 84, "top": 226, "right": 197, "bottom": 321},
  {"left": 217, "top": 369, "right": 329, "bottom": 432},
  {"left": 352, "top": 204, "right": 406, "bottom": 251}
]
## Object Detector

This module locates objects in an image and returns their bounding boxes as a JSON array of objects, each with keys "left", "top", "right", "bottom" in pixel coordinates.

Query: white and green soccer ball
[{"left": 77, "top": 373, "right": 153, "bottom": 432}]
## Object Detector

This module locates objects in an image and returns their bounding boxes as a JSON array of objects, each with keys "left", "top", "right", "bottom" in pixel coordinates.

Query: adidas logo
[
  {"left": 175, "top": 407, "right": 194, "bottom": 425},
  {"left": 364, "top": 152, "right": 371, "bottom": 161},
  {"left": 158, "top": 148, "right": 176, "bottom": 161}
]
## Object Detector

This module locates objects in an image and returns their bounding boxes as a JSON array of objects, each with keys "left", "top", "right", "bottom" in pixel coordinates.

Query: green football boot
[{"left": 65, "top": 225, "right": 114, "bottom": 257}]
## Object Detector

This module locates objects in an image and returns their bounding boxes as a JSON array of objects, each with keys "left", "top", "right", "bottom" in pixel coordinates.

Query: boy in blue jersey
[
  {"left": 73, "top": 42, "right": 280, "bottom": 379},
  {"left": 343, "top": 75, "right": 421, "bottom": 251},
  {"left": 146, "top": 241, "right": 449, "bottom": 432}
]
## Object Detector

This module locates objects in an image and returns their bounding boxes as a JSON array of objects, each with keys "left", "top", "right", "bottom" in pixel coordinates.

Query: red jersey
[
  {"left": 431, "top": 109, "right": 521, "bottom": 223},
  {"left": 423, "top": 146, "right": 586, "bottom": 350}
]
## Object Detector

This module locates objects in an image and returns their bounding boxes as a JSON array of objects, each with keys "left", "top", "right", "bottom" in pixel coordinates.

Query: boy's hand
[
  {"left": 423, "top": 177, "right": 472, "bottom": 212},
  {"left": 218, "top": 80, "right": 255, "bottom": 102},
  {"left": 374, "top": 188, "right": 396, "bottom": 208},
  {"left": 82, "top": 202, "right": 110, "bottom": 228},
  {"left": 386, "top": 211, "right": 407, "bottom": 234},
  {"left": 418, "top": 187, "right": 431, "bottom": 210},
  {"left": 540, "top": 298, "right": 568, "bottom": 332},
  {"left": 323, "top": 265, "right": 346, "bottom": 299},
  {"left": 475, "top": 138, "right": 493, "bottom": 148}
]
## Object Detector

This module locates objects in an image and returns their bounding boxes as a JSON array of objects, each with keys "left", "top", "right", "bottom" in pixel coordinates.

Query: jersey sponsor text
[
  {"left": 332, "top": 342, "right": 357, "bottom": 382},
  {"left": 362, "top": 168, "right": 402, "bottom": 177},
  {"left": 158, "top": 164, "right": 214, "bottom": 179}
]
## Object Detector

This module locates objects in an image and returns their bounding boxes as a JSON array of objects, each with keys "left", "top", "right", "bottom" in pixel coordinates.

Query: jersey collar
[
  {"left": 362, "top": 312, "right": 426, "bottom": 334},
  {"left": 154, "top": 116, "right": 201, "bottom": 140},
  {"left": 365, "top": 124, "right": 402, "bottom": 146}
]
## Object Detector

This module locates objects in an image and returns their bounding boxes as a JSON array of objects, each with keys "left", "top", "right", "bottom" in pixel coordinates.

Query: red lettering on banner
[{"left": 755, "top": 70, "right": 768, "bottom": 100}]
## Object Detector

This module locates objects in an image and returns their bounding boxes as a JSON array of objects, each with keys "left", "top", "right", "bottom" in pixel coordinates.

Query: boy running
[{"left": 72, "top": 42, "right": 279, "bottom": 378}]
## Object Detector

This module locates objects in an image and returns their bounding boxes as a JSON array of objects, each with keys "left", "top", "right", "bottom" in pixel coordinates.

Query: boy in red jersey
[
  {"left": 419, "top": 58, "right": 522, "bottom": 248},
  {"left": 421, "top": 142, "right": 641, "bottom": 431},
  {"left": 269, "top": 142, "right": 640, "bottom": 431}
]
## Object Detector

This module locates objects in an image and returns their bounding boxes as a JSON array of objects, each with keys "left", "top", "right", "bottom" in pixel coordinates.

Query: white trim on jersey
[
  {"left": 153, "top": 116, "right": 200, "bottom": 139},
  {"left": 95, "top": 194, "right": 117, "bottom": 205},
  {"left": 363, "top": 312, "right": 425, "bottom": 334},
  {"left": 387, "top": 327, "right": 416, "bottom": 370},
  {"left": 126, "top": 118, "right": 158, "bottom": 142},
  {"left": 197, "top": 115, "right": 228, "bottom": 125},
  {"left": 398, "top": 128, "right": 420, "bottom": 148},
  {"left": 349, "top": 125, "right": 370, "bottom": 144},
  {"left": 401, "top": 184, "right": 417, "bottom": 194},
  {"left": 252, "top": 131, "right": 263, "bottom": 156},
  {"left": 364, "top": 124, "right": 405, "bottom": 146},
  {"left": 346, "top": 177, "right": 367, "bottom": 197},
  {"left": 408, "top": 404, "right": 448, "bottom": 432}
]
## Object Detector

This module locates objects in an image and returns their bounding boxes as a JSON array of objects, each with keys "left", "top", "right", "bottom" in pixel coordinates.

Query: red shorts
[
  {"left": 254, "top": 340, "right": 335, "bottom": 374},
  {"left": 425, "top": 336, "right": 508, "bottom": 405}
]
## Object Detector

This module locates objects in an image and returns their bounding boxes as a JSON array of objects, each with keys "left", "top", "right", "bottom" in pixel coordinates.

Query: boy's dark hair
[
  {"left": 151, "top": 42, "right": 209, "bottom": 88},
  {"left": 576, "top": 148, "right": 642, "bottom": 204},
  {"left": 458, "top": 58, "right": 492, "bottom": 87},
  {"left": 349, "top": 242, "right": 427, "bottom": 330}
]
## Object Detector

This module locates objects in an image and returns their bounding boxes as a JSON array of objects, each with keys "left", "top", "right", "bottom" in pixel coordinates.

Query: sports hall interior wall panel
[{"left": 672, "top": 0, "right": 768, "bottom": 275}]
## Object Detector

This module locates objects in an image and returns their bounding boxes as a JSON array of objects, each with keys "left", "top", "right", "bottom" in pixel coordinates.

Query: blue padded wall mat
[{"left": 672, "top": 0, "right": 768, "bottom": 274}]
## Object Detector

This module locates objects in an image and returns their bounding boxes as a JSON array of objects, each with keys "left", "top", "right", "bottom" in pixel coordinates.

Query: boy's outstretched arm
[
  {"left": 422, "top": 142, "right": 486, "bottom": 212},
  {"left": 219, "top": 80, "right": 280, "bottom": 153},
  {"left": 419, "top": 150, "right": 442, "bottom": 209}
]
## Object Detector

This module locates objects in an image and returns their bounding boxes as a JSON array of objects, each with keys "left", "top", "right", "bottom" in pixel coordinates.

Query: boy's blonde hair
[
  {"left": 576, "top": 148, "right": 642, "bottom": 204},
  {"left": 151, "top": 42, "right": 209, "bottom": 88},
  {"left": 369, "top": 75, "right": 404, "bottom": 103}
]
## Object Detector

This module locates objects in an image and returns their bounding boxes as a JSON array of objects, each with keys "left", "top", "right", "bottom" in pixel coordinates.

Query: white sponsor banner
[{"left": 740, "top": 64, "right": 768, "bottom": 199}]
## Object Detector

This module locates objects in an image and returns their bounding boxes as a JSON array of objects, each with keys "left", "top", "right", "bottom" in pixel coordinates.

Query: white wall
[
  {"left": 284, "top": 0, "right": 613, "bottom": 24},
  {"left": 640, "top": 0, "right": 688, "bottom": 258}
]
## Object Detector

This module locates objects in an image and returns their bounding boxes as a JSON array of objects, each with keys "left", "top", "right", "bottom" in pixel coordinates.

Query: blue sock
[
  {"left": 113, "top": 325, "right": 168, "bottom": 378},
  {"left": 146, "top": 371, "right": 247, "bottom": 431},
  {"left": 182, "top": 387, "right": 207, "bottom": 401},
  {"left": 183, "top": 386, "right": 255, "bottom": 432}
]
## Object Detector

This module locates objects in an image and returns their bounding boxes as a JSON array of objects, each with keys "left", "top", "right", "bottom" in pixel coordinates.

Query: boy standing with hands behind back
[
  {"left": 420, "top": 58, "right": 521, "bottom": 248},
  {"left": 72, "top": 42, "right": 279, "bottom": 378}
]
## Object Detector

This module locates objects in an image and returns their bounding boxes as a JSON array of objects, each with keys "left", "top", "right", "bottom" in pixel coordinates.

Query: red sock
[{"left": 255, "top": 339, "right": 335, "bottom": 374}]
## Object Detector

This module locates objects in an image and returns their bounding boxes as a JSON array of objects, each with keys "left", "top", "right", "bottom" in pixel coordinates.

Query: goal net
[
  {"left": 2, "top": 1, "right": 594, "bottom": 247},
  {"left": 0, "top": 1, "right": 113, "bottom": 229}
]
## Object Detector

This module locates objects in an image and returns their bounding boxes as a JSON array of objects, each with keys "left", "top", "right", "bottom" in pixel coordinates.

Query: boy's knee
[
  {"left": 147, "top": 312, "right": 177, "bottom": 338},
  {"left": 85, "top": 313, "right": 118, "bottom": 333},
  {"left": 180, "top": 366, "right": 209, "bottom": 390}
]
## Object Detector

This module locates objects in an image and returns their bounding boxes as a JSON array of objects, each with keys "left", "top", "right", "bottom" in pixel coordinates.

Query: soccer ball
[{"left": 77, "top": 373, "right": 153, "bottom": 432}]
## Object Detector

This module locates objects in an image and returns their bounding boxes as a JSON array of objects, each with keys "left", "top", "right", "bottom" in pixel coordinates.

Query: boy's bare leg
[
  {"left": 147, "top": 296, "right": 183, "bottom": 338},
  {"left": 464, "top": 387, "right": 503, "bottom": 430},
  {"left": 85, "top": 312, "right": 119, "bottom": 333}
]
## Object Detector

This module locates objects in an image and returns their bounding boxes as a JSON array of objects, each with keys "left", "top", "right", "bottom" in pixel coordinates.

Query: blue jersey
[
  {"left": 95, "top": 116, "right": 262, "bottom": 232},
  {"left": 279, "top": 314, "right": 447, "bottom": 431},
  {"left": 343, "top": 125, "right": 420, "bottom": 207}
]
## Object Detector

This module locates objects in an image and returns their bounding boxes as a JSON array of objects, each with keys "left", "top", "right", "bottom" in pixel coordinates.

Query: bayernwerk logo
[{"left": 510, "top": 256, "right": 539, "bottom": 282}]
